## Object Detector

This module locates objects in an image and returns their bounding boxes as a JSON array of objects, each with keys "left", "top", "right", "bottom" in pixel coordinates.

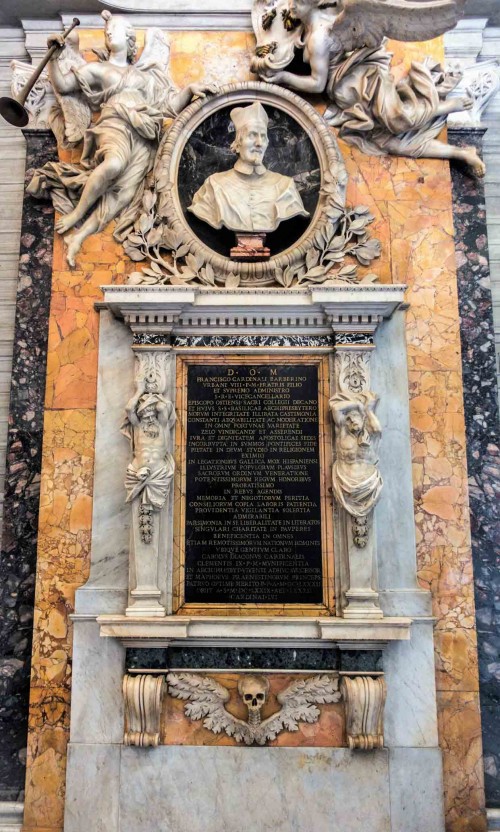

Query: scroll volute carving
[
  {"left": 123, "top": 673, "right": 165, "bottom": 748},
  {"left": 341, "top": 675, "right": 386, "bottom": 750}
]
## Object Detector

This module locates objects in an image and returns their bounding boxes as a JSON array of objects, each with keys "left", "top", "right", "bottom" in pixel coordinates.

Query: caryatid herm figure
[
  {"left": 329, "top": 390, "right": 383, "bottom": 519},
  {"left": 121, "top": 376, "right": 176, "bottom": 616}
]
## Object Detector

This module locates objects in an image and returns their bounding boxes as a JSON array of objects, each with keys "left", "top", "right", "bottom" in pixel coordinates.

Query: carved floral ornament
[{"left": 119, "top": 83, "right": 383, "bottom": 289}]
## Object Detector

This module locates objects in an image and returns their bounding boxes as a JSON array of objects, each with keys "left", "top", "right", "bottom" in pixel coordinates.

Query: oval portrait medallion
[{"left": 154, "top": 81, "right": 347, "bottom": 287}]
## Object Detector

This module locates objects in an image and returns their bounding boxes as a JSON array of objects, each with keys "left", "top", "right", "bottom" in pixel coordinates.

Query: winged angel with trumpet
[
  {"left": 167, "top": 672, "right": 341, "bottom": 746},
  {"left": 27, "top": 12, "right": 216, "bottom": 267},
  {"left": 251, "top": 0, "right": 485, "bottom": 175}
]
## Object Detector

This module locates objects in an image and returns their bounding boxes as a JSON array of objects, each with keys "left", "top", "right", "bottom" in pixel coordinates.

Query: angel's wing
[
  {"left": 167, "top": 673, "right": 254, "bottom": 745},
  {"left": 330, "top": 0, "right": 466, "bottom": 54},
  {"left": 254, "top": 675, "right": 341, "bottom": 745},
  {"left": 135, "top": 28, "right": 180, "bottom": 115},
  {"left": 49, "top": 37, "right": 92, "bottom": 146},
  {"left": 51, "top": 95, "right": 92, "bottom": 145},
  {"left": 136, "top": 27, "right": 171, "bottom": 72},
  {"left": 251, "top": 0, "right": 305, "bottom": 76}
]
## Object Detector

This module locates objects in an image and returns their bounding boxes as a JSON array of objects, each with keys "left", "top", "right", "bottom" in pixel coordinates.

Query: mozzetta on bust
[{"left": 188, "top": 159, "right": 309, "bottom": 232}]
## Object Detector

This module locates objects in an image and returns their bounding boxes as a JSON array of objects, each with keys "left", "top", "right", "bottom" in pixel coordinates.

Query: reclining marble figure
[
  {"left": 251, "top": 0, "right": 486, "bottom": 176},
  {"left": 188, "top": 102, "right": 309, "bottom": 236}
]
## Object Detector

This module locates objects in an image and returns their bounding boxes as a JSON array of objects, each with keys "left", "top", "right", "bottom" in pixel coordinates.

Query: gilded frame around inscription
[{"left": 173, "top": 354, "right": 334, "bottom": 616}]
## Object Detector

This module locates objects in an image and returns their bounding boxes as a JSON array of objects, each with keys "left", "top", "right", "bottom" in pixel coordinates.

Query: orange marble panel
[
  {"left": 438, "top": 692, "right": 487, "bottom": 832},
  {"left": 161, "top": 673, "right": 345, "bottom": 747},
  {"left": 23, "top": 686, "right": 70, "bottom": 832},
  {"left": 30, "top": 408, "right": 95, "bottom": 690}
]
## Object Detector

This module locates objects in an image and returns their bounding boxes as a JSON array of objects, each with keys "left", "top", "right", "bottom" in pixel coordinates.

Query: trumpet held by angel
[
  {"left": 27, "top": 11, "right": 217, "bottom": 267},
  {"left": 251, "top": 0, "right": 485, "bottom": 175}
]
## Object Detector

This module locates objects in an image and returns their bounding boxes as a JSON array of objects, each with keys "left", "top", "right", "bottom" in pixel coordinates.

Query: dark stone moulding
[
  {"left": 172, "top": 335, "right": 335, "bottom": 348},
  {"left": 133, "top": 333, "right": 172, "bottom": 347},
  {"left": 126, "top": 647, "right": 383, "bottom": 673},
  {"left": 334, "top": 333, "right": 374, "bottom": 346},
  {"left": 449, "top": 129, "right": 500, "bottom": 808},
  {"left": 0, "top": 130, "right": 56, "bottom": 800}
]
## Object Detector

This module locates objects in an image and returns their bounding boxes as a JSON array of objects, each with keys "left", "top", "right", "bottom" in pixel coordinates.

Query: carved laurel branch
[{"left": 125, "top": 185, "right": 380, "bottom": 289}]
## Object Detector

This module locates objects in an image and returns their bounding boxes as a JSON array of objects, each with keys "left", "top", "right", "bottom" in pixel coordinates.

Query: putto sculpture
[
  {"left": 251, "top": 0, "right": 485, "bottom": 175},
  {"left": 26, "top": 11, "right": 216, "bottom": 267},
  {"left": 188, "top": 101, "right": 309, "bottom": 258}
]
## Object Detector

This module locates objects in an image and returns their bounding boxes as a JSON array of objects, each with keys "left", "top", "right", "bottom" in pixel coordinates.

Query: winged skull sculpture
[
  {"left": 251, "top": 0, "right": 485, "bottom": 175},
  {"left": 167, "top": 672, "right": 341, "bottom": 746}
]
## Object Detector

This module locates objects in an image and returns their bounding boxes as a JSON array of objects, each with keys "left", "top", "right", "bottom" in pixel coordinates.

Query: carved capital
[
  {"left": 340, "top": 675, "right": 386, "bottom": 750},
  {"left": 123, "top": 673, "right": 165, "bottom": 748},
  {"left": 133, "top": 349, "right": 172, "bottom": 394},
  {"left": 447, "top": 60, "right": 500, "bottom": 128},
  {"left": 10, "top": 60, "right": 55, "bottom": 130},
  {"left": 333, "top": 349, "right": 372, "bottom": 397}
]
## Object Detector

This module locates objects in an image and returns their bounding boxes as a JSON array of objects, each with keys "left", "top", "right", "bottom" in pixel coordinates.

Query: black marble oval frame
[{"left": 155, "top": 81, "right": 347, "bottom": 287}]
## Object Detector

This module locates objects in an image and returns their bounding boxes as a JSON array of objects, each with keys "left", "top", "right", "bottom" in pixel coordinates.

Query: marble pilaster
[{"left": 449, "top": 128, "right": 500, "bottom": 811}]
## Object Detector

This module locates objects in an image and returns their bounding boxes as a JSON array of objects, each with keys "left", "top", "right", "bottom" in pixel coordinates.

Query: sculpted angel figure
[
  {"left": 251, "top": 0, "right": 485, "bottom": 175},
  {"left": 27, "top": 11, "right": 216, "bottom": 267},
  {"left": 329, "top": 390, "right": 383, "bottom": 517}
]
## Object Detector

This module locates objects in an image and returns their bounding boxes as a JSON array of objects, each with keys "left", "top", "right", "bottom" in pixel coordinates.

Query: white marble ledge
[
  {"left": 488, "top": 809, "right": 500, "bottom": 831},
  {"left": 96, "top": 614, "right": 412, "bottom": 647},
  {"left": 102, "top": 284, "right": 408, "bottom": 335},
  {"left": 0, "top": 801, "right": 23, "bottom": 832}
]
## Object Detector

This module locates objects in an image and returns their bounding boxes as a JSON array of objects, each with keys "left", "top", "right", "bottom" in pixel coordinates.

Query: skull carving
[{"left": 237, "top": 675, "right": 270, "bottom": 727}]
